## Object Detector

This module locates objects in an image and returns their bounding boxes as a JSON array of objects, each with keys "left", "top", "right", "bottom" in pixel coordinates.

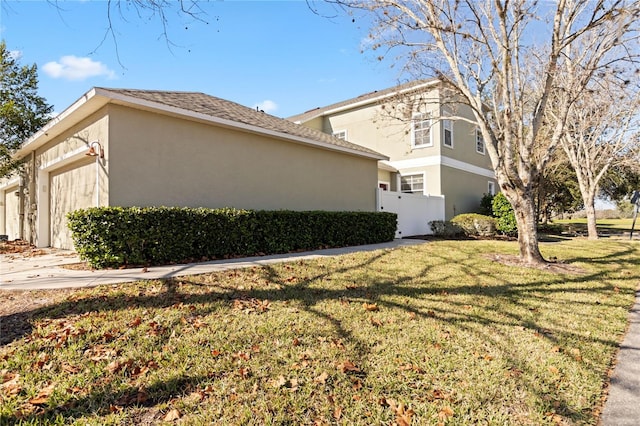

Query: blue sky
[{"left": 1, "top": 0, "right": 403, "bottom": 118}]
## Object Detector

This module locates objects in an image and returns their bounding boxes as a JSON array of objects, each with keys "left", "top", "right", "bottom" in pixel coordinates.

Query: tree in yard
[
  {"left": 556, "top": 77, "right": 640, "bottom": 239},
  {"left": 336, "top": 0, "right": 639, "bottom": 264},
  {"left": 0, "top": 40, "right": 53, "bottom": 178}
]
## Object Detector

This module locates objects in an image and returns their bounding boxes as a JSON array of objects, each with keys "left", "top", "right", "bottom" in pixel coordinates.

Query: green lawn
[
  {"left": 553, "top": 218, "right": 638, "bottom": 234},
  {"left": 1, "top": 239, "right": 639, "bottom": 425}
]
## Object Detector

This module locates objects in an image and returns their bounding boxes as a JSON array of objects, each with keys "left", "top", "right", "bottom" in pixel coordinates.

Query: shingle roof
[
  {"left": 96, "top": 88, "right": 386, "bottom": 159},
  {"left": 287, "top": 78, "right": 440, "bottom": 123}
]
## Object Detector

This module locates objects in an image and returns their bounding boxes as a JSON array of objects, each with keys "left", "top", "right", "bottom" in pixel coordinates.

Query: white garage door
[
  {"left": 4, "top": 185, "right": 20, "bottom": 241},
  {"left": 50, "top": 158, "right": 96, "bottom": 249}
]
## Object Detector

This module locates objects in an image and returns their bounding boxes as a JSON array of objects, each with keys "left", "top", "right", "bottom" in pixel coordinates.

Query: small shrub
[
  {"left": 429, "top": 220, "right": 464, "bottom": 238},
  {"left": 451, "top": 213, "right": 497, "bottom": 237},
  {"left": 492, "top": 193, "right": 518, "bottom": 235},
  {"left": 537, "top": 222, "right": 564, "bottom": 235},
  {"left": 478, "top": 193, "right": 495, "bottom": 216}
]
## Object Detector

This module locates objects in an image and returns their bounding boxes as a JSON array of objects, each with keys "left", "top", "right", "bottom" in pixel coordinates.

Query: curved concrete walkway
[{"left": 0, "top": 239, "right": 426, "bottom": 290}]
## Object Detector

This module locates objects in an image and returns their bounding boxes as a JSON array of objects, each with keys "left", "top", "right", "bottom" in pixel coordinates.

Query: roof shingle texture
[
  {"left": 97, "top": 88, "right": 384, "bottom": 158},
  {"left": 287, "top": 78, "right": 440, "bottom": 123}
]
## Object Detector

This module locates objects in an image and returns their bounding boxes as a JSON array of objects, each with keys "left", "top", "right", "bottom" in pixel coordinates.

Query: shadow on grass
[{"left": 1, "top": 242, "right": 639, "bottom": 424}]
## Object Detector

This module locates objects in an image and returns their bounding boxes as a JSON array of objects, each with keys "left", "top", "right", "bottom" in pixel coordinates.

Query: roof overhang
[{"left": 15, "top": 88, "right": 388, "bottom": 162}]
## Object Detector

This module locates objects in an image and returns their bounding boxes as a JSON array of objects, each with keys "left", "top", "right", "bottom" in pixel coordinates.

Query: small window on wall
[
  {"left": 400, "top": 174, "right": 424, "bottom": 194},
  {"left": 412, "top": 113, "right": 432, "bottom": 147},
  {"left": 443, "top": 119, "right": 453, "bottom": 148},
  {"left": 333, "top": 130, "right": 347, "bottom": 140},
  {"left": 476, "top": 128, "right": 486, "bottom": 154},
  {"left": 379, "top": 182, "right": 389, "bottom": 191},
  {"left": 488, "top": 181, "right": 496, "bottom": 195}
]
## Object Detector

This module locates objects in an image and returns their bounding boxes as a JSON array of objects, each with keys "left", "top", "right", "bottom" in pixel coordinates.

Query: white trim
[
  {"left": 0, "top": 177, "right": 20, "bottom": 191},
  {"left": 39, "top": 145, "right": 89, "bottom": 171},
  {"left": 386, "top": 155, "right": 495, "bottom": 179},
  {"left": 321, "top": 80, "right": 440, "bottom": 117},
  {"left": 378, "top": 160, "right": 398, "bottom": 172}
]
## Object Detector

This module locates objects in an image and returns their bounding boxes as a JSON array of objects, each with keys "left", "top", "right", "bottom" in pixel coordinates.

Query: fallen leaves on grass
[
  {"left": 28, "top": 382, "right": 56, "bottom": 405},
  {"left": 337, "top": 360, "right": 361, "bottom": 374},
  {"left": 233, "top": 298, "right": 271, "bottom": 314}
]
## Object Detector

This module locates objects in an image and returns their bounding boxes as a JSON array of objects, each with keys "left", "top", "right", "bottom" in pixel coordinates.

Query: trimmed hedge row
[{"left": 67, "top": 207, "right": 397, "bottom": 268}]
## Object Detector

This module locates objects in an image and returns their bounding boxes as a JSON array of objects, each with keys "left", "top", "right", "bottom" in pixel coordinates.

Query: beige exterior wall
[
  {"left": 32, "top": 109, "right": 110, "bottom": 248},
  {"left": 302, "top": 86, "right": 496, "bottom": 219},
  {"left": 441, "top": 166, "right": 496, "bottom": 219},
  {"left": 107, "top": 105, "right": 378, "bottom": 212}
]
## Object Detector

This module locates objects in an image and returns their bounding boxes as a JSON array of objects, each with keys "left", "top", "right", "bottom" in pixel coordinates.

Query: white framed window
[
  {"left": 333, "top": 130, "right": 347, "bottom": 140},
  {"left": 400, "top": 174, "right": 424, "bottom": 194},
  {"left": 411, "top": 113, "right": 432, "bottom": 148},
  {"left": 488, "top": 181, "right": 496, "bottom": 196},
  {"left": 443, "top": 119, "right": 453, "bottom": 148},
  {"left": 378, "top": 181, "right": 390, "bottom": 191},
  {"left": 476, "top": 128, "right": 486, "bottom": 154}
]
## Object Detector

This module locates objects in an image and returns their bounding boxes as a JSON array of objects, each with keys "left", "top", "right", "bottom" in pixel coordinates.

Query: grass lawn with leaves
[{"left": 1, "top": 239, "right": 639, "bottom": 425}]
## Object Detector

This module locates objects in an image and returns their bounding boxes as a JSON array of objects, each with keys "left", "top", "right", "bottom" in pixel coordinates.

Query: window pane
[
  {"left": 443, "top": 120, "right": 453, "bottom": 147},
  {"left": 413, "top": 114, "right": 431, "bottom": 146}
]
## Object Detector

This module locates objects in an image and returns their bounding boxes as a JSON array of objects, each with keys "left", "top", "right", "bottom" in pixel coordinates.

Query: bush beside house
[{"left": 67, "top": 207, "right": 397, "bottom": 268}]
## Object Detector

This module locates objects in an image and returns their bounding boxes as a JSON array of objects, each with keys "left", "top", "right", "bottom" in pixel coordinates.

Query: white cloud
[
  {"left": 42, "top": 55, "right": 116, "bottom": 81},
  {"left": 253, "top": 100, "right": 278, "bottom": 114},
  {"left": 8, "top": 50, "right": 23, "bottom": 60}
]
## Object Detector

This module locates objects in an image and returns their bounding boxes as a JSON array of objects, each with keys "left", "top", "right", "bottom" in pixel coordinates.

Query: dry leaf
[
  {"left": 164, "top": 408, "right": 181, "bottom": 421},
  {"left": 337, "top": 360, "right": 361, "bottom": 374},
  {"left": 369, "top": 316, "right": 383, "bottom": 327},
  {"left": 363, "top": 302, "right": 379, "bottom": 312},
  {"left": 29, "top": 383, "right": 56, "bottom": 405},
  {"left": 314, "top": 372, "right": 329, "bottom": 385},
  {"left": 334, "top": 406, "right": 343, "bottom": 420},
  {"left": 438, "top": 406, "right": 454, "bottom": 420}
]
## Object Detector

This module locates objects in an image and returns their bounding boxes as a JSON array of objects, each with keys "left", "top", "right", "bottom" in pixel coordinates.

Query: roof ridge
[{"left": 288, "top": 78, "right": 440, "bottom": 123}]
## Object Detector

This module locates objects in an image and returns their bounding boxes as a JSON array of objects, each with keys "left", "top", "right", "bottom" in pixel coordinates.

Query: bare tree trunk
[
  {"left": 584, "top": 198, "right": 598, "bottom": 240},
  {"left": 511, "top": 192, "right": 545, "bottom": 264}
]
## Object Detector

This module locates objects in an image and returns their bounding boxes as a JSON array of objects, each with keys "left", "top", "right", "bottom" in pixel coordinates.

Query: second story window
[
  {"left": 412, "top": 113, "right": 432, "bottom": 148},
  {"left": 476, "top": 128, "right": 485, "bottom": 154},
  {"left": 333, "top": 130, "right": 347, "bottom": 140},
  {"left": 443, "top": 119, "right": 453, "bottom": 148}
]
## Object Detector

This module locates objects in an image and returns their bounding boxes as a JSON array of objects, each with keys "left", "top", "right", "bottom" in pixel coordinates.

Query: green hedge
[{"left": 67, "top": 207, "right": 397, "bottom": 268}]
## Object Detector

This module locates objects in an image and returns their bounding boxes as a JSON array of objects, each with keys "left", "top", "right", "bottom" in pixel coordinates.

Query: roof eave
[{"left": 14, "top": 88, "right": 110, "bottom": 159}]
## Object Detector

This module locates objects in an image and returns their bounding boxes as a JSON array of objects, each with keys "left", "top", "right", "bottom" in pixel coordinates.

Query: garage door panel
[
  {"left": 50, "top": 159, "right": 95, "bottom": 249},
  {"left": 4, "top": 185, "right": 20, "bottom": 241}
]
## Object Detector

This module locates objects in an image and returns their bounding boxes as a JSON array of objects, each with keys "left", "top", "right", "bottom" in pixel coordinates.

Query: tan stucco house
[
  {"left": 289, "top": 79, "right": 497, "bottom": 219},
  {"left": 0, "top": 88, "right": 387, "bottom": 249}
]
